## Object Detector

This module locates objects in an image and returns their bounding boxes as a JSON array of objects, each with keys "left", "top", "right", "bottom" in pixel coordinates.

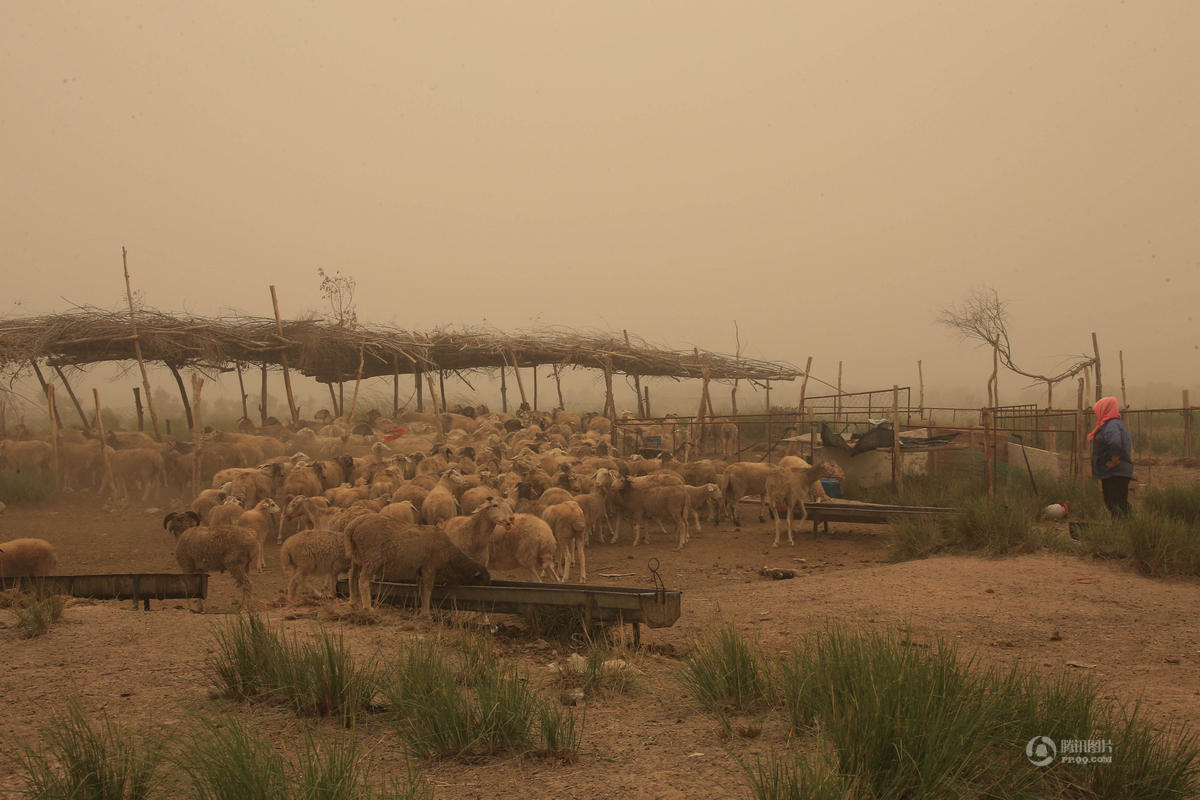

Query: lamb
[
  {"left": 235, "top": 498, "right": 282, "bottom": 572},
  {"left": 420, "top": 469, "right": 465, "bottom": 526},
  {"left": 161, "top": 511, "right": 257, "bottom": 611},
  {"left": 541, "top": 500, "right": 587, "bottom": 583},
  {"left": 0, "top": 537, "right": 58, "bottom": 577},
  {"left": 208, "top": 496, "right": 245, "bottom": 528},
  {"left": 278, "top": 495, "right": 336, "bottom": 542},
  {"left": 442, "top": 496, "right": 515, "bottom": 564},
  {"left": 572, "top": 483, "right": 612, "bottom": 544},
  {"left": 720, "top": 461, "right": 775, "bottom": 526},
  {"left": 681, "top": 483, "right": 722, "bottom": 534},
  {"left": 487, "top": 513, "right": 560, "bottom": 582},
  {"left": 764, "top": 460, "right": 845, "bottom": 547},
  {"left": 279, "top": 528, "right": 350, "bottom": 601},
  {"left": 343, "top": 513, "right": 490, "bottom": 615}
]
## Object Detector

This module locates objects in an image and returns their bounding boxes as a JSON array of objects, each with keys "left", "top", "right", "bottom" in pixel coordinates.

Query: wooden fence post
[
  {"left": 1184, "top": 390, "right": 1192, "bottom": 459},
  {"left": 425, "top": 371, "right": 444, "bottom": 443},
  {"left": 499, "top": 365, "right": 507, "bottom": 413},
  {"left": 1092, "top": 332, "right": 1103, "bottom": 401},
  {"left": 122, "top": 247, "right": 162, "bottom": 440},
  {"left": 45, "top": 385, "right": 60, "bottom": 491},
  {"left": 235, "top": 362, "right": 249, "bottom": 421},
  {"left": 133, "top": 387, "right": 144, "bottom": 431},
  {"left": 269, "top": 285, "right": 300, "bottom": 425},
  {"left": 892, "top": 385, "right": 903, "bottom": 491},
  {"left": 260, "top": 363, "right": 269, "bottom": 425},
  {"left": 93, "top": 389, "right": 116, "bottom": 499}
]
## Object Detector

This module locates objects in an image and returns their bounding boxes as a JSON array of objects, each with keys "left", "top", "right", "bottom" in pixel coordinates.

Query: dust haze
[{"left": 3, "top": 2, "right": 1198, "bottom": 416}]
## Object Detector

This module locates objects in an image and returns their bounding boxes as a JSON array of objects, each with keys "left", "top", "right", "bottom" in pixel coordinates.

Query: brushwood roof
[{"left": 0, "top": 310, "right": 801, "bottom": 383}]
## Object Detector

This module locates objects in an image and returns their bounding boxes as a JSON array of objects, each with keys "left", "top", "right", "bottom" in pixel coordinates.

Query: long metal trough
[
  {"left": 336, "top": 578, "right": 682, "bottom": 644},
  {"left": 801, "top": 501, "right": 961, "bottom": 533},
  {"left": 0, "top": 573, "right": 208, "bottom": 610}
]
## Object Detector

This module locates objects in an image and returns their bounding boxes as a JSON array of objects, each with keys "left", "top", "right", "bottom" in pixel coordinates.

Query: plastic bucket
[{"left": 819, "top": 478, "right": 842, "bottom": 499}]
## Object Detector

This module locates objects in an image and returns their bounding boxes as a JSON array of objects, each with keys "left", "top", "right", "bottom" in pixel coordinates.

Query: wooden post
[
  {"left": 553, "top": 364, "right": 564, "bottom": 410},
  {"left": 1119, "top": 350, "right": 1127, "bottom": 409},
  {"left": 439, "top": 370, "right": 447, "bottom": 410},
  {"left": 269, "top": 285, "right": 300, "bottom": 425},
  {"left": 338, "top": 371, "right": 345, "bottom": 418},
  {"left": 917, "top": 360, "right": 925, "bottom": 416},
  {"left": 93, "top": 389, "right": 115, "bottom": 499},
  {"left": 796, "top": 356, "right": 812, "bottom": 420},
  {"left": 29, "top": 361, "right": 62, "bottom": 430},
  {"left": 190, "top": 372, "right": 204, "bottom": 435},
  {"left": 425, "top": 371, "right": 445, "bottom": 443},
  {"left": 133, "top": 387, "right": 144, "bottom": 431},
  {"left": 602, "top": 359, "right": 615, "bottom": 420},
  {"left": 122, "top": 247, "right": 162, "bottom": 441},
  {"left": 1084, "top": 366, "right": 1092, "bottom": 407},
  {"left": 392, "top": 356, "right": 400, "bottom": 417},
  {"left": 532, "top": 364, "right": 538, "bottom": 411},
  {"left": 836, "top": 361, "right": 843, "bottom": 422},
  {"left": 167, "top": 364, "right": 194, "bottom": 435},
  {"left": 764, "top": 379, "right": 772, "bottom": 464},
  {"left": 1092, "top": 332, "right": 1103, "bottom": 401},
  {"left": 982, "top": 406, "right": 994, "bottom": 499},
  {"left": 260, "top": 364, "right": 269, "bottom": 425},
  {"left": 415, "top": 364, "right": 424, "bottom": 412},
  {"left": 347, "top": 345, "right": 365, "bottom": 422},
  {"left": 235, "top": 362, "right": 249, "bottom": 421},
  {"left": 1075, "top": 379, "right": 1085, "bottom": 478},
  {"left": 624, "top": 331, "right": 643, "bottom": 417},
  {"left": 692, "top": 367, "right": 711, "bottom": 460},
  {"left": 509, "top": 354, "right": 528, "bottom": 409},
  {"left": 892, "top": 384, "right": 903, "bottom": 491},
  {"left": 499, "top": 365, "right": 508, "bottom": 413},
  {"left": 326, "top": 383, "right": 339, "bottom": 416},
  {"left": 730, "top": 380, "right": 738, "bottom": 418},
  {"left": 45, "top": 385, "right": 60, "bottom": 491},
  {"left": 643, "top": 386, "right": 651, "bottom": 418},
  {"left": 1184, "top": 390, "right": 1192, "bottom": 459},
  {"left": 51, "top": 366, "right": 90, "bottom": 429}
]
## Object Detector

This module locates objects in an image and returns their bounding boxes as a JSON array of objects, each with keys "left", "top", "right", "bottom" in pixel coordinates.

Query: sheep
[
  {"left": 442, "top": 496, "right": 515, "bottom": 564},
  {"left": 487, "top": 513, "right": 560, "bottom": 582},
  {"left": 764, "top": 460, "right": 845, "bottom": 547},
  {"left": 0, "top": 538, "right": 58, "bottom": 577},
  {"left": 324, "top": 482, "right": 370, "bottom": 508},
  {"left": 720, "top": 461, "right": 775, "bottom": 526},
  {"left": 208, "top": 496, "right": 246, "bottom": 528},
  {"left": 681, "top": 482, "right": 722, "bottom": 534},
  {"left": 541, "top": 500, "right": 587, "bottom": 583},
  {"left": 278, "top": 495, "right": 336, "bottom": 542},
  {"left": 390, "top": 482, "right": 429, "bottom": 509},
  {"left": 379, "top": 500, "right": 419, "bottom": 525},
  {"left": 235, "top": 498, "right": 281, "bottom": 572},
  {"left": 343, "top": 513, "right": 490, "bottom": 615},
  {"left": 191, "top": 488, "right": 229, "bottom": 524},
  {"left": 607, "top": 474, "right": 689, "bottom": 549},
  {"left": 572, "top": 482, "right": 612, "bottom": 544},
  {"left": 0, "top": 439, "right": 53, "bottom": 473},
  {"left": 161, "top": 511, "right": 256, "bottom": 611},
  {"left": 280, "top": 528, "right": 350, "bottom": 601},
  {"left": 420, "top": 469, "right": 465, "bottom": 526}
]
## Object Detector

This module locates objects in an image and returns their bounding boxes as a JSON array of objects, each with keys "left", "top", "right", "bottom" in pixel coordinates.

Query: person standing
[{"left": 1089, "top": 396, "right": 1133, "bottom": 515}]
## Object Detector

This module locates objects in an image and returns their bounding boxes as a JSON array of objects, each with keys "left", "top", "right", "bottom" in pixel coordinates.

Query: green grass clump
[
  {"left": 1076, "top": 513, "right": 1200, "bottom": 578},
  {"left": 888, "top": 496, "right": 1043, "bottom": 561},
  {"left": 10, "top": 586, "right": 66, "bottom": 638},
  {"left": 0, "top": 467, "right": 55, "bottom": 505},
  {"left": 179, "top": 714, "right": 288, "bottom": 800},
  {"left": 1144, "top": 484, "right": 1200, "bottom": 525},
  {"left": 745, "top": 748, "right": 856, "bottom": 800},
  {"left": 678, "top": 623, "right": 771, "bottom": 720},
  {"left": 19, "top": 702, "right": 165, "bottom": 800},
  {"left": 205, "top": 614, "right": 377, "bottom": 725}
]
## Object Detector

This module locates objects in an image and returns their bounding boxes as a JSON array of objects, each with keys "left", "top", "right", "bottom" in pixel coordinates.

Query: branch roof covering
[{"left": 0, "top": 310, "right": 801, "bottom": 383}]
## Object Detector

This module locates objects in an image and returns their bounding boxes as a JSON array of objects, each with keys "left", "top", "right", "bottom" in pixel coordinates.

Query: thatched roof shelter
[{"left": 0, "top": 310, "right": 801, "bottom": 385}]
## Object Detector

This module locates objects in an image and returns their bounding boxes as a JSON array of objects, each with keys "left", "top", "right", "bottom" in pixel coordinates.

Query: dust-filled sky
[{"left": 3, "top": 1, "right": 1198, "bottom": 412}]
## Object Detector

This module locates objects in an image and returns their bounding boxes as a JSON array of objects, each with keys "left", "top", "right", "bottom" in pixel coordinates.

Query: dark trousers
[{"left": 1101, "top": 476, "right": 1131, "bottom": 516}]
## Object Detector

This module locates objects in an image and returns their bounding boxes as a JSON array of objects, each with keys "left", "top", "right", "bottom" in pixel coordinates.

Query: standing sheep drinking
[
  {"left": 0, "top": 538, "right": 58, "bottom": 577},
  {"left": 344, "top": 513, "right": 489, "bottom": 615},
  {"left": 487, "top": 513, "right": 560, "bottom": 582},
  {"left": 280, "top": 529, "right": 351, "bottom": 602},
  {"left": 442, "top": 496, "right": 515, "bottom": 565},
  {"left": 541, "top": 500, "right": 587, "bottom": 583},
  {"left": 764, "top": 460, "right": 845, "bottom": 547}
]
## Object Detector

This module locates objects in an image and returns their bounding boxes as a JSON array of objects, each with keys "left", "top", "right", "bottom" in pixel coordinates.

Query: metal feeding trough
[
  {"left": 0, "top": 573, "right": 208, "bottom": 610},
  {"left": 800, "top": 501, "right": 961, "bottom": 534},
  {"left": 335, "top": 560, "right": 681, "bottom": 646}
]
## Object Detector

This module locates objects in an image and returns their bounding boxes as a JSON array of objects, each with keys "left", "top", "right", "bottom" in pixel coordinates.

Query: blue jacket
[{"left": 1091, "top": 418, "right": 1134, "bottom": 480}]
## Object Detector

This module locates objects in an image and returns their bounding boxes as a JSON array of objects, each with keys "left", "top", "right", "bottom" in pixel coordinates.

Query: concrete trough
[{"left": 0, "top": 573, "right": 208, "bottom": 610}]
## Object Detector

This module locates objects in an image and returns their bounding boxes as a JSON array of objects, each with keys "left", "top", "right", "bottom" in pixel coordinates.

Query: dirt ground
[{"left": 3, "top": 486, "right": 1200, "bottom": 799}]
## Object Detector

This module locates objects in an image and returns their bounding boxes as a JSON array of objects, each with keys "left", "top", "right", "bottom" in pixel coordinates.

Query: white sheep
[
  {"left": 279, "top": 528, "right": 350, "bottom": 602},
  {"left": 442, "top": 496, "right": 515, "bottom": 564},
  {"left": 235, "top": 498, "right": 282, "bottom": 572},
  {"left": 541, "top": 500, "right": 587, "bottom": 583},
  {"left": 607, "top": 474, "right": 690, "bottom": 549},
  {"left": 343, "top": 513, "right": 490, "bottom": 615},
  {"left": 487, "top": 512, "right": 560, "bottom": 582},
  {"left": 0, "top": 537, "right": 58, "bottom": 577},
  {"left": 161, "top": 511, "right": 257, "bottom": 611},
  {"left": 207, "top": 496, "right": 245, "bottom": 528},
  {"left": 420, "top": 469, "right": 465, "bottom": 526},
  {"left": 681, "top": 482, "right": 722, "bottom": 535},
  {"left": 764, "top": 460, "right": 845, "bottom": 547}
]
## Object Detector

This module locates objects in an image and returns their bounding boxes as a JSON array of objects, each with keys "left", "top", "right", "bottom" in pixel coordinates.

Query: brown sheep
[
  {"left": 0, "top": 538, "right": 58, "bottom": 577},
  {"left": 280, "top": 529, "right": 350, "bottom": 601},
  {"left": 487, "top": 513, "right": 560, "bottom": 582},
  {"left": 162, "top": 511, "right": 256, "bottom": 611},
  {"left": 720, "top": 461, "right": 774, "bottom": 526},
  {"left": 608, "top": 474, "right": 689, "bottom": 549},
  {"left": 208, "top": 496, "right": 246, "bottom": 528},
  {"left": 379, "top": 500, "right": 419, "bottom": 525},
  {"left": 343, "top": 514, "right": 489, "bottom": 615},
  {"left": 420, "top": 469, "right": 465, "bottom": 526},
  {"left": 235, "top": 498, "right": 281, "bottom": 572},
  {"left": 541, "top": 501, "right": 587, "bottom": 583},
  {"left": 764, "top": 460, "right": 845, "bottom": 547},
  {"left": 442, "top": 496, "right": 515, "bottom": 564}
]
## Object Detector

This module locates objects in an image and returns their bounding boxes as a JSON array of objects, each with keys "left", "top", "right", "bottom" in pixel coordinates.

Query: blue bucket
[{"left": 819, "top": 478, "right": 842, "bottom": 499}]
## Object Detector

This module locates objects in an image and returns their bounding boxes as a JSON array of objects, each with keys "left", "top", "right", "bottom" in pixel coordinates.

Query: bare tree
[
  {"left": 318, "top": 268, "right": 357, "bottom": 328},
  {"left": 938, "top": 287, "right": 1094, "bottom": 408}
]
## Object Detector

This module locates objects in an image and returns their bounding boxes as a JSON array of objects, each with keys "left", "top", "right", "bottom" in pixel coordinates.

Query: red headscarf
[{"left": 1087, "top": 396, "right": 1121, "bottom": 440}]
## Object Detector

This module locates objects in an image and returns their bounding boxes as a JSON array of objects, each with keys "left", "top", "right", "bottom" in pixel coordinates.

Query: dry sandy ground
[{"left": 2, "top": 496, "right": 1199, "bottom": 798}]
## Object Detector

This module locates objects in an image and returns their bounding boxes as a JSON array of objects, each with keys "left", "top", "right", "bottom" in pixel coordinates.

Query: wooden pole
[
  {"left": 45, "top": 385, "right": 60, "bottom": 491},
  {"left": 764, "top": 379, "right": 772, "bottom": 464},
  {"left": 917, "top": 360, "right": 925, "bottom": 416},
  {"left": 439, "top": 370, "right": 447, "bottom": 410},
  {"left": 326, "top": 383, "right": 339, "bottom": 417},
  {"left": 93, "top": 389, "right": 116, "bottom": 500},
  {"left": 260, "top": 364, "right": 269, "bottom": 425},
  {"left": 1084, "top": 366, "right": 1092, "bottom": 407},
  {"left": 602, "top": 360, "right": 615, "bottom": 420},
  {"left": 235, "top": 362, "right": 249, "bottom": 421},
  {"left": 425, "top": 371, "right": 445, "bottom": 443},
  {"left": 167, "top": 365, "right": 194, "bottom": 435},
  {"left": 1075, "top": 379, "right": 1085, "bottom": 478},
  {"left": 29, "top": 361, "right": 63, "bottom": 431},
  {"left": 415, "top": 365, "right": 424, "bottom": 412},
  {"left": 836, "top": 361, "right": 843, "bottom": 423},
  {"left": 1092, "top": 332, "right": 1103, "bottom": 401},
  {"left": 796, "top": 356, "right": 812, "bottom": 420},
  {"left": 553, "top": 364, "right": 564, "bottom": 410},
  {"left": 347, "top": 345, "right": 365, "bottom": 422},
  {"left": 392, "top": 356, "right": 400, "bottom": 417},
  {"left": 693, "top": 367, "right": 710, "bottom": 460},
  {"left": 133, "top": 387, "right": 144, "bottom": 431},
  {"left": 338, "top": 371, "right": 345, "bottom": 418},
  {"left": 982, "top": 406, "right": 994, "bottom": 499},
  {"left": 509, "top": 354, "right": 528, "bottom": 409},
  {"left": 122, "top": 247, "right": 162, "bottom": 440},
  {"left": 1184, "top": 390, "right": 1192, "bottom": 459},
  {"left": 532, "top": 364, "right": 538, "bottom": 411},
  {"left": 51, "top": 366, "right": 90, "bottom": 429},
  {"left": 892, "top": 385, "right": 903, "bottom": 491},
  {"left": 624, "top": 331, "right": 643, "bottom": 418},
  {"left": 499, "top": 365, "right": 508, "bottom": 413},
  {"left": 643, "top": 386, "right": 651, "bottom": 418},
  {"left": 1119, "top": 350, "right": 1127, "bottom": 408},
  {"left": 269, "top": 285, "right": 300, "bottom": 425},
  {"left": 190, "top": 372, "right": 204, "bottom": 435}
]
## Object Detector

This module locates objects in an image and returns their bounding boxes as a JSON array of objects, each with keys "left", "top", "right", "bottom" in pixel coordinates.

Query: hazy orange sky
[{"left": 4, "top": 2, "right": 1198, "bottom": 412}]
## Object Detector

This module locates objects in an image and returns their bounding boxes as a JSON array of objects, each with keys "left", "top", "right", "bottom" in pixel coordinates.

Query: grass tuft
[
  {"left": 11, "top": 585, "right": 66, "bottom": 638},
  {"left": 178, "top": 714, "right": 289, "bottom": 800},
  {"left": 1144, "top": 484, "right": 1200, "bottom": 525},
  {"left": 0, "top": 467, "right": 55, "bottom": 505},
  {"left": 678, "top": 623, "right": 771, "bottom": 720}
]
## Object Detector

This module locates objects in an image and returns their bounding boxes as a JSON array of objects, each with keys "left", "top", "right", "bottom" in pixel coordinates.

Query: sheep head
[{"left": 163, "top": 510, "right": 201, "bottom": 538}]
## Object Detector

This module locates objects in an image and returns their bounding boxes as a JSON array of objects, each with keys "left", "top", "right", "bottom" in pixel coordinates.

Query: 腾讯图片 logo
[
  {"left": 1026, "top": 736, "right": 1113, "bottom": 766},
  {"left": 1026, "top": 736, "right": 1057, "bottom": 767}
]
